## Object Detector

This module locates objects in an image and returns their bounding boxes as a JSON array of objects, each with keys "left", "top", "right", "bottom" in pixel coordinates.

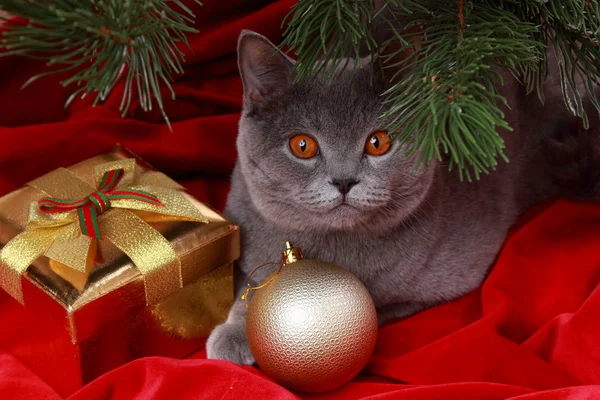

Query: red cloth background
[{"left": 0, "top": 1, "right": 599, "bottom": 399}]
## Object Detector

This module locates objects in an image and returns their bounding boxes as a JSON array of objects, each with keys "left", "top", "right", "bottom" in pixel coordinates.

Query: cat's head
[{"left": 236, "top": 31, "right": 436, "bottom": 233}]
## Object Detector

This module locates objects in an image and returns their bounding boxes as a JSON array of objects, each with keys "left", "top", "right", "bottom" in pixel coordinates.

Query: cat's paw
[{"left": 206, "top": 322, "right": 255, "bottom": 365}]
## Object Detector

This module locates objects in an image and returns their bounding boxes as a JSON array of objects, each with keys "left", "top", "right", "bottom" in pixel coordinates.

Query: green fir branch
[
  {"left": 281, "top": 0, "right": 600, "bottom": 180},
  {"left": 547, "top": 5, "right": 600, "bottom": 129},
  {"left": 507, "top": 0, "right": 600, "bottom": 127},
  {"left": 0, "top": 0, "right": 201, "bottom": 128},
  {"left": 280, "top": 0, "right": 378, "bottom": 82},
  {"left": 382, "top": 0, "right": 543, "bottom": 181}
]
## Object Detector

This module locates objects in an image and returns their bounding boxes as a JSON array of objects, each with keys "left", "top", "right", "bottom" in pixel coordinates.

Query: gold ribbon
[{"left": 0, "top": 158, "right": 208, "bottom": 305}]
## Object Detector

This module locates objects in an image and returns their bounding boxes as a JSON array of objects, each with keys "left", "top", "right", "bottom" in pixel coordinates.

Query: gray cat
[{"left": 206, "top": 30, "right": 599, "bottom": 364}]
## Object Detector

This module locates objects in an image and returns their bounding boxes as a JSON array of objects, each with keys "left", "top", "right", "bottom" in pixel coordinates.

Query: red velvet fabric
[{"left": 1, "top": 1, "right": 599, "bottom": 399}]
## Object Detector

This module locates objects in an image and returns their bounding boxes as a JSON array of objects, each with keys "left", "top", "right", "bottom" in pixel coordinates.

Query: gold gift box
[{"left": 0, "top": 145, "right": 238, "bottom": 397}]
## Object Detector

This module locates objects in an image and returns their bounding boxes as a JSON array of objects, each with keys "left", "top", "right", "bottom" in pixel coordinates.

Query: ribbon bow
[
  {"left": 0, "top": 158, "right": 208, "bottom": 305},
  {"left": 38, "top": 168, "right": 163, "bottom": 241}
]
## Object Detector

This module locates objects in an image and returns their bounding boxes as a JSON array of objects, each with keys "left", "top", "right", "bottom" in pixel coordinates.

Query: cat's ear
[{"left": 238, "top": 31, "right": 294, "bottom": 105}]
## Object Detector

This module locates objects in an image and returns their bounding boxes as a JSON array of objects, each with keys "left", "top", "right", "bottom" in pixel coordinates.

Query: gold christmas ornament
[{"left": 244, "top": 242, "right": 378, "bottom": 393}]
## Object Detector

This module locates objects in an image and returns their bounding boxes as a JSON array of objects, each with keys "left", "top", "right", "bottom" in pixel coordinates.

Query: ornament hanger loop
[
  {"left": 241, "top": 242, "right": 304, "bottom": 308},
  {"left": 241, "top": 261, "right": 282, "bottom": 308}
]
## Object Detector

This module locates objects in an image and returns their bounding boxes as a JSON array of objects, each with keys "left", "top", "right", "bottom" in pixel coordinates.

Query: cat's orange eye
[
  {"left": 289, "top": 134, "right": 319, "bottom": 159},
  {"left": 365, "top": 130, "right": 392, "bottom": 156}
]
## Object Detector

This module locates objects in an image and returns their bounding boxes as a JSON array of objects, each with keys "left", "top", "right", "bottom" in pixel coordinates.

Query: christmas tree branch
[
  {"left": 508, "top": 0, "right": 600, "bottom": 128},
  {"left": 382, "top": 0, "right": 542, "bottom": 181},
  {"left": 281, "top": 0, "right": 600, "bottom": 180},
  {"left": 0, "top": 0, "right": 201, "bottom": 128},
  {"left": 280, "top": 0, "right": 379, "bottom": 82}
]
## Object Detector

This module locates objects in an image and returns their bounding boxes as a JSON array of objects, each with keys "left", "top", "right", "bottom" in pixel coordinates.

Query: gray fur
[{"left": 206, "top": 31, "right": 599, "bottom": 364}]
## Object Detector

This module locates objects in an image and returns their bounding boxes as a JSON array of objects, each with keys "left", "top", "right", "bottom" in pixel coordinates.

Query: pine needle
[{"left": 0, "top": 0, "right": 202, "bottom": 129}]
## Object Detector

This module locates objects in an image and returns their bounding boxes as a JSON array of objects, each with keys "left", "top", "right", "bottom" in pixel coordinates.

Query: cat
[{"left": 205, "top": 30, "right": 599, "bottom": 364}]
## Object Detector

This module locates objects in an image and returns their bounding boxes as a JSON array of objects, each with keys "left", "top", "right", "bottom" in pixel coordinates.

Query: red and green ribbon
[{"left": 38, "top": 168, "right": 163, "bottom": 240}]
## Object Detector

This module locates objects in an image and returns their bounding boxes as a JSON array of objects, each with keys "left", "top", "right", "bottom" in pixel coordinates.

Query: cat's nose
[{"left": 330, "top": 178, "right": 359, "bottom": 195}]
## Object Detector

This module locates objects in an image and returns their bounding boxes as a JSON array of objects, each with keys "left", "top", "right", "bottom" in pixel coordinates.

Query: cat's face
[{"left": 236, "top": 31, "right": 436, "bottom": 233}]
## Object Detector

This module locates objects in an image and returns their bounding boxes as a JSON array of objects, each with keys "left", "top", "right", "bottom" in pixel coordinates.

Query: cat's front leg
[{"left": 206, "top": 299, "right": 255, "bottom": 365}]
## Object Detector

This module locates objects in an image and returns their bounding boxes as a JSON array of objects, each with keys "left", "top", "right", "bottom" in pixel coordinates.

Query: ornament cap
[{"left": 282, "top": 242, "right": 303, "bottom": 265}]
